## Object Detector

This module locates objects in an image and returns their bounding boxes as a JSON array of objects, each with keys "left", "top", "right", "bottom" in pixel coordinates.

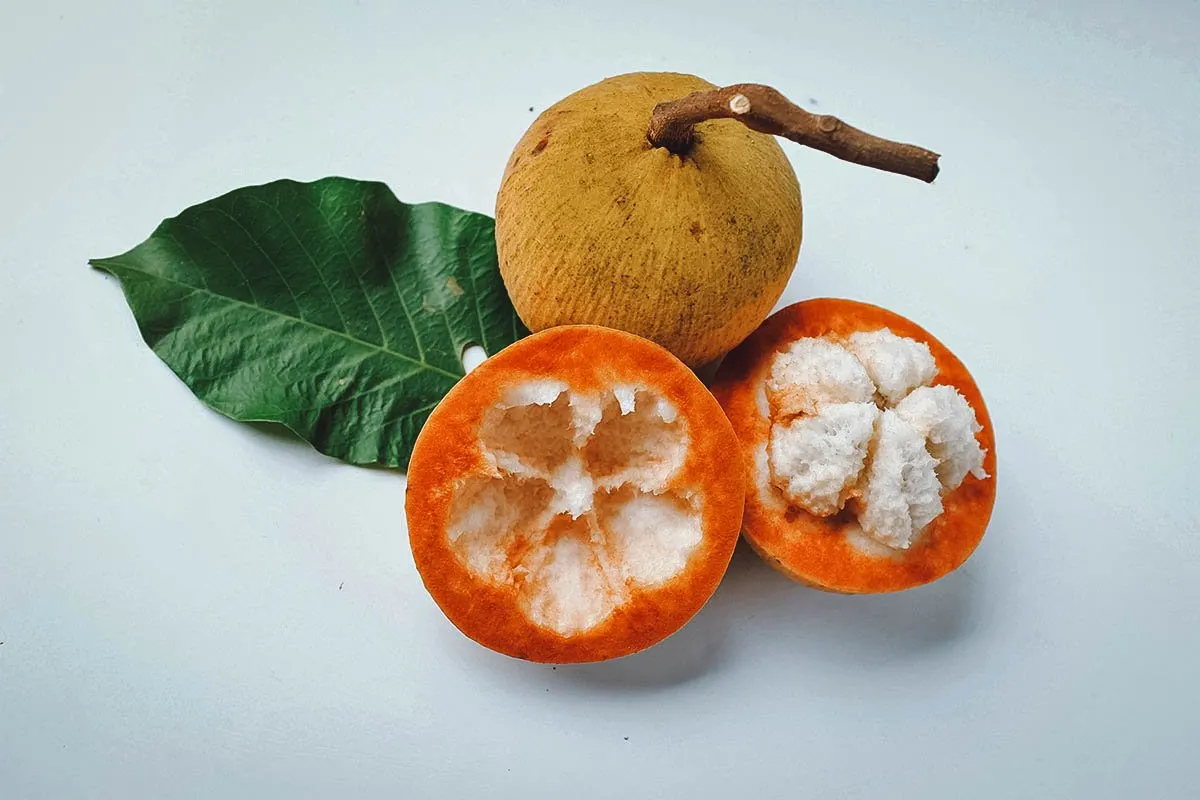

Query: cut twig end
[{"left": 728, "top": 94, "right": 751, "bottom": 115}]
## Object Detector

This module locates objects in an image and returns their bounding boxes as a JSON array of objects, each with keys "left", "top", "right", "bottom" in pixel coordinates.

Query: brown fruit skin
[
  {"left": 496, "top": 72, "right": 803, "bottom": 368},
  {"left": 712, "top": 299, "right": 997, "bottom": 594}
]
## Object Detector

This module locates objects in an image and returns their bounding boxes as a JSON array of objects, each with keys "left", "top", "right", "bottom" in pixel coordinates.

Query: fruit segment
[
  {"left": 768, "top": 401, "right": 878, "bottom": 516},
  {"left": 764, "top": 333, "right": 986, "bottom": 549}
]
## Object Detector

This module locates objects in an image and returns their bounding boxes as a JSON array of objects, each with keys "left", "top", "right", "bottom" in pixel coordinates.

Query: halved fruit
[
  {"left": 713, "top": 299, "right": 997, "bottom": 594},
  {"left": 406, "top": 325, "right": 744, "bottom": 662}
]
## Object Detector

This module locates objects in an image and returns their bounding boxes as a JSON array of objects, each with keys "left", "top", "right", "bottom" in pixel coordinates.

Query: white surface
[{"left": 2, "top": 0, "right": 1198, "bottom": 797}]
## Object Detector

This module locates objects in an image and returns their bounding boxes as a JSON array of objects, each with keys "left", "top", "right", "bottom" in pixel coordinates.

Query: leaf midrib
[{"left": 92, "top": 257, "right": 465, "bottom": 383}]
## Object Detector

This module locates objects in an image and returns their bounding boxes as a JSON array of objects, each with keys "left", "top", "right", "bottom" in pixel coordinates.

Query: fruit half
[
  {"left": 406, "top": 326, "right": 744, "bottom": 662},
  {"left": 713, "top": 299, "right": 997, "bottom": 593}
]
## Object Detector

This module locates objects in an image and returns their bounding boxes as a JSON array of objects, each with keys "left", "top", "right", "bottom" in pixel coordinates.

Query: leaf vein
[
  {"left": 464, "top": 221, "right": 490, "bottom": 353},
  {"left": 100, "top": 260, "right": 463, "bottom": 381},
  {"left": 229, "top": 196, "right": 354, "bottom": 335},
  {"left": 200, "top": 207, "right": 307, "bottom": 320},
  {"left": 306, "top": 191, "right": 392, "bottom": 350}
]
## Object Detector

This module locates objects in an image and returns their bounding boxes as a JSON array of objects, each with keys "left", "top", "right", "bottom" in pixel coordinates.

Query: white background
[{"left": 2, "top": 1, "right": 1198, "bottom": 797}]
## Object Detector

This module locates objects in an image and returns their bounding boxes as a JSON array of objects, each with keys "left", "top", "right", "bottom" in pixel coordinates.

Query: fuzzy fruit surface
[{"left": 496, "top": 72, "right": 803, "bottom": 368}]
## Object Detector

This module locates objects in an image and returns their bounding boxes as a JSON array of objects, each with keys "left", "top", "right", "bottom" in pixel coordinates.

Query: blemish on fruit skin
[
  {"left": 688, "top": 221, "right": 704, "bottom": 240},
  {"left": 614, "top": 195, "right": 627, "bottom": 207},
  {"left": 532, "top": 136, "right": 550, "bottom": 155}
]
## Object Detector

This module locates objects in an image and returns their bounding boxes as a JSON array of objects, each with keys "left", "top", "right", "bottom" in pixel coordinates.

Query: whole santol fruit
[
  {"left": 406, "top": 326, "right": 744, "bottom": 662},
  {"left": 713, "top": 299, "right": 996, "bottom": 594},
  {"left": 496, "top": 72, "right": 940, "bottom": 367}
]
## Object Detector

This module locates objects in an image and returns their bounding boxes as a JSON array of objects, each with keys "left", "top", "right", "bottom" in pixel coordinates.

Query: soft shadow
[
  {"left": 241, "top": 419, "right": 325, "bottom": 455},
  {"left": 447, "top": 589, "right": 731, "bottom": 694},
  {"left": 710, "top": 539, "right": 985, "bottom": 666},
  {"left": 240, "top": 420, "right": 403, "bottom": 473},
  {"left": 450, "top": 537, "right": 988, "bottom": 692},
  {"left": 555, "top": 601, "right": 729, "bottom": 691}
]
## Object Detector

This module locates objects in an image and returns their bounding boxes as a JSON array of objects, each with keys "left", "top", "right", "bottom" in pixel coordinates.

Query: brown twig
[{"left": 647, "top": 83, "right": 940, "bottom": 183}]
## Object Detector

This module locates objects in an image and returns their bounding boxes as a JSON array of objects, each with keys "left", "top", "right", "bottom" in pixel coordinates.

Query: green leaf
[{"left": 92, "top": 177, "right": 528, "bottom": 470}]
